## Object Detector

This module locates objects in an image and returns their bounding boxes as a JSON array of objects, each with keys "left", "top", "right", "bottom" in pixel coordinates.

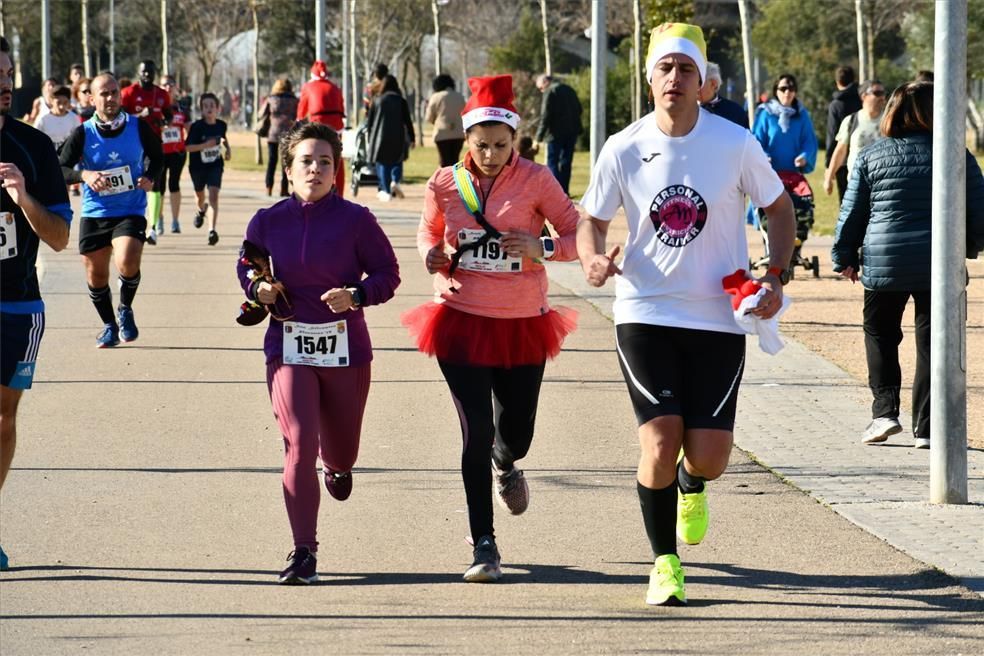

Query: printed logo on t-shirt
[{"left": 649, "top": 184, "right": 707, "bottom": 248}]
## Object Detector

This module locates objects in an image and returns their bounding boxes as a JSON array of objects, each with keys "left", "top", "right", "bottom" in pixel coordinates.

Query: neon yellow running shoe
[
  {"left": 677, "top": 486, "right": 709, "bottom": 545},
  {"left": 646, "top": 554, "right": 686, "bottom": 606}
]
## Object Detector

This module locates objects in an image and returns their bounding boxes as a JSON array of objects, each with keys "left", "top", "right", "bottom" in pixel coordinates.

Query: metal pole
[
  {"left": 81, "top": 0, "right": 91, "bottom": 77},
  {"left": 109, "top": 0, "right": 115, "bottom": 74},
  {"left": 315, "top": 0, "right": 325, "bottom": 62},
  {"left": 632, "top": 0, "right": 641, "bottom": 122},
  {"left": 341, "top": 0, "right": 349, "bottom": 126},
  {"left": 349, "top": 0, "right": 357, "bottom": 123},
  {"left": 738, "top": 0, "right": 755, "bottom": 129},
  {"left": 855, "top": 0, "right": 867, "bottom": 83},
  {"left": 929, "top": 0, "right": 968, "bottom": 504},
  {"left": 161, "top": 0, "right": 169, "bottom": 75},
  {"left": 589, "top": 0, "right": 606, "bottom": 167},
  {"left": 40, "top": 0, "right": 50, "bottom": 80}
]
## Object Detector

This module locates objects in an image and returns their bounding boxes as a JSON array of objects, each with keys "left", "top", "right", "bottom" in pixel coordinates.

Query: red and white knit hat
[
  {"left": 461, "top": 75, "right": 520, "bottom": 130},
  {"left": 310, "top": 60, "right": 329, "bottom": 80}
]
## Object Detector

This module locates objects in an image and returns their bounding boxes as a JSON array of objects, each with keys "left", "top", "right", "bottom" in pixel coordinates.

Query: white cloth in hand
[{"left": 733, "top": 288, "right": 791, "bottom": 355}]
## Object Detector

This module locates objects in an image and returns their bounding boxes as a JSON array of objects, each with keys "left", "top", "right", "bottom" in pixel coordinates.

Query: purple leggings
[{"left": 266, "top": 359, "right": 371, "bottom": 551}]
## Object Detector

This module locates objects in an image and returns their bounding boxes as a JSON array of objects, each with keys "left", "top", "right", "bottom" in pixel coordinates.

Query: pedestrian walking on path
[
  {"left": 534, "top": 74, "right": 582, "bottom": 195},
  {"left": 831, "top": 80, "right": 984, "bottom": 449},
  {"left": 297, "top": 61, "right": 346, "bottom": 197},
  {"left": 577, "top": 22, "right": 796, "bottom": 606},
  {"left": 257, "top": 78, "right": 298, "bottom": 197},
  {"left": 186, "top": 92, "right": 231, "bottom": 246},
  {"left": 58, "top": 72, "right": 162, "bottom": 348},
  {"left": 402, "top": 74, "right": 580, "bottom": 583},
  {"left": 0, "top": 36, "right": 72, "bottom": 571},
  {"left": 237, "top": 122, "right": 400, "bottom": 585}
]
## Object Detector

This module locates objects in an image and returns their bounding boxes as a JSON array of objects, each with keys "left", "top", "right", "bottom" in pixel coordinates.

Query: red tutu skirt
[{"left": 401, "top": 303, "right": 578, "bottom": 368}]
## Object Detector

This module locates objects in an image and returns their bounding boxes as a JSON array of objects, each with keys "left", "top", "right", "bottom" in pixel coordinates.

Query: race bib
[
  {"left": 457, "top": 228, "right": 522, "bottom": 273},
  {"left": 0, "top": 212, "right": 17, "bottom": 261},
  {"left": 282, "top": 320, "right": 350, "bottom": 367},
  {"left": 201, "top": 145, "right": 221, "bottom": 163},
  {"left": 98, "top": 165, "right": 135, "bottom": 196},
  {"left": 162, "top": 127, "right": 181, "bottom": 144}
]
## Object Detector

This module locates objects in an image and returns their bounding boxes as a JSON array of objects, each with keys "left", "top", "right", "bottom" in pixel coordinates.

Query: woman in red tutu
[{"left": 402, "top": 75, "right": 580, "bottom": 582}]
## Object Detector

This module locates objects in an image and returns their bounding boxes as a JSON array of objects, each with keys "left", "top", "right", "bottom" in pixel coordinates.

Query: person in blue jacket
[
  {"left": 753, "top": 73, "right": 818, "bottom": 174},
  {"left": 831, "top": 80, "right": 984, "bottom": 449}
]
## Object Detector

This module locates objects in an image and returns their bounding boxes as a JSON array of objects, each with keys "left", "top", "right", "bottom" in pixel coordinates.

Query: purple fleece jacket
[{"left": 237, "top": 192, "right": 400, "bottom": 365}]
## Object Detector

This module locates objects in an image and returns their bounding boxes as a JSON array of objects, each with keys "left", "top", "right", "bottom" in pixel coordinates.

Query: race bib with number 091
[
  {"left": 201, "top": 145, "right": 221, "bottom": 164},
  {"left": 162, "top": 127, "right": 181, "bottom": 144},
  {"left": 0, "top": 212, "right": 17, "bottom": 261},
  {"left": 282, "top": 320, "right": 350, "bottom": 367},
  {"left": 456, "top": 228, "right": 522, "bottom": 273},
  {"left": 97, "top": 165, "right": 135, "bottom": 196}
]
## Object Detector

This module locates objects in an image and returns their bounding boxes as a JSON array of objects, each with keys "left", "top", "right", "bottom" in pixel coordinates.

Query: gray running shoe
[{"left": 463, "top": 535, "right": 501, "bottom": 583}]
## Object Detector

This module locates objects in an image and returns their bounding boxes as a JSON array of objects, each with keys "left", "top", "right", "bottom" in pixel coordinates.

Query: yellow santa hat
[{"left": 645, "top": 22, "right": 707, "bottom": 84}]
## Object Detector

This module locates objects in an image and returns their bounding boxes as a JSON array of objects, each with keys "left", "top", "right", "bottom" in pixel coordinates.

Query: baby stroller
[
  {"left": 345, "top": 123, "right": 379, "bottom": 197},
  {"left": 751, "top": 170, "right": 820, "bottom": 279}
]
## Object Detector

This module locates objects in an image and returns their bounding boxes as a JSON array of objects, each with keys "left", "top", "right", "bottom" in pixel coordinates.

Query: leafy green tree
[
  {"left": 642, "top": 0, "right": 694, "bottom": 30},
  {"left": 902, "top": 0, "right": 984, "bottom": 79}
]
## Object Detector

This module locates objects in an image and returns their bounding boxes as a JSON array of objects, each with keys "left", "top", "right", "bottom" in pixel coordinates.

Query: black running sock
[
  {"left": 118, "top": 272, "right": 141, "bottom": 307},
  {"left": 88, "top": 285, "right": 117, "bottom": 325},
  {"left": 677, "top": 460, "right": 706, "bottom": 494},
  {"left": 637, "top": 480, "right": 678, "bottom": 558}
]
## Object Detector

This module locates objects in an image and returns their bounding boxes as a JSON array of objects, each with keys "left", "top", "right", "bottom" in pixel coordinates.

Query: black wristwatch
[
  {"left": 767, "top": 266, "right": 791, "bottom": 285},
  {"left": 347, "top": 286, "right": 364, "bottom": 307}
]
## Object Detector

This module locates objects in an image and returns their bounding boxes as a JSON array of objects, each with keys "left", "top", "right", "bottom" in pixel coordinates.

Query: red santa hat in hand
[{"left": 461, "top": 75, "right": 521, "bottom": 130}]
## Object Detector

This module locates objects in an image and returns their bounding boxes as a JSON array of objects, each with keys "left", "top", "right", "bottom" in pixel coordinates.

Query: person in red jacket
[{"left": 297, "top": 61, "right": 347, "bottom": 197}]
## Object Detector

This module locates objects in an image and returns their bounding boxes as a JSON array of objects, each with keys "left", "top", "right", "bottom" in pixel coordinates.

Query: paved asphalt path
[{"left": 1, "top": 181, "right": 981, "bottom": 654}]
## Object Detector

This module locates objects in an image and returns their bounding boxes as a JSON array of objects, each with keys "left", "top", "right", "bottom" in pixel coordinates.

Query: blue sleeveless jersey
[{"left": 80, "top": 114, "right": 147, "bottom": 218}]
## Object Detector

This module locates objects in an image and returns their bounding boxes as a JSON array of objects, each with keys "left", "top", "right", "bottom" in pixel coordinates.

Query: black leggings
[
  {"left": 436, "top": 138, "right": 464, "bottom": 168},
  {"left": 155, "top": 152, "right": 187, "bottom": 193},
  {"left": 266, "top": 141, "right": 289, "bottom": 195},
  {"left": 438, "top": 359, "right": 545, "bottom": 543}
]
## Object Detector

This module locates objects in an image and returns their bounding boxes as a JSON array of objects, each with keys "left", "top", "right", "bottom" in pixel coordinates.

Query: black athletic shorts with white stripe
[
  {"left": 1, "top": 311, "right": 45, "bottom": 390},
  {"left": 615, "top": 323, "right": 745, "bottom": 431}
]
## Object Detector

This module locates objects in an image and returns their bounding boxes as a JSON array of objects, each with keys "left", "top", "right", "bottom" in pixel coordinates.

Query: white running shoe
[
  {"left": 376, "top": 190, "right": 392, "bottom": 202},
  {"left": 861, "top": 417, "right": 903, "bottom": 445}
]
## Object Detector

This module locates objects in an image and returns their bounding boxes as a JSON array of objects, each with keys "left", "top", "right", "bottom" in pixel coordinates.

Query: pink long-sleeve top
[{"left": 417, "top": 151, "right": 580, "bottom": 319}]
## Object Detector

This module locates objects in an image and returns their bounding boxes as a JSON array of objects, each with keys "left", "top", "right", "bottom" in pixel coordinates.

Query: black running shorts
[
  {"left": 78, "top": 215, "right": 147, "bottom": 254},
  {"left": 615, "top": 323, "right": 746, "bottom": 431},
  {"left": 189, "top": 166, "right": 223, "bottom": 192},
  {"left": 1, "top": 311, "right": 45, "bottom": 390}
]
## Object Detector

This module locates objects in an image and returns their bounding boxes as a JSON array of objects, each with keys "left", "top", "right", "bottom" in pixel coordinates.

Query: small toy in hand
[{"left": 236, "top": 240, "right": 293, "bottom": 325}]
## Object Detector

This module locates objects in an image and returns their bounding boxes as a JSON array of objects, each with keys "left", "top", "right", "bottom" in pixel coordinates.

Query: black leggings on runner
[{"left": 438, "top": 359, "right": 545, "bottom": 543}]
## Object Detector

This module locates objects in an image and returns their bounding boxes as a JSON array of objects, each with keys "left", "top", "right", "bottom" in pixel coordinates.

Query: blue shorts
[
  {"left": 1, "top": 311, "right": 45, "bottom": 390},
  {"left": 189, "top": 166, "right": 223, "bottom": 192}
]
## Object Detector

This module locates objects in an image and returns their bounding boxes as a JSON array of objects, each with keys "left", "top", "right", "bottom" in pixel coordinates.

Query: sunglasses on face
[
  {"left": 777, "top": 86, "right": 796, "bottom": 92},
  {"left": 80, "top": 88, "right": 91, "bottom": 94},
  {"left": 868, "top": 89, "right": 886, "bottom": 97}
]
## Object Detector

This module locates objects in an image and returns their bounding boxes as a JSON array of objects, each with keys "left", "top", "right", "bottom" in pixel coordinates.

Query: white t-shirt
[
  {"left": 836, "top": 110, "right": 884, "bottom": 174},
  {"left": 34, "top": 111, "right": 80, "bottom": 149},
  {"left": 580, "top": 109, "right": 784, "bottom": 334}
]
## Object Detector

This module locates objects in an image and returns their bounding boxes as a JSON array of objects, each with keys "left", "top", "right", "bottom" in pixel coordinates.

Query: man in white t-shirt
[
  {"left": 823, "top": 80, "right": 886, "bottom": 195},
  {"left": 577, "top": 22, "right": 795, "bottom": 607}
]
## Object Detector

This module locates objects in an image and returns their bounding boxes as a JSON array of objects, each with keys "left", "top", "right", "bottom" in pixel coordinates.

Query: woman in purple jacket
[{"left": 236, "top": 122, "right": 400, "bottom": 585}]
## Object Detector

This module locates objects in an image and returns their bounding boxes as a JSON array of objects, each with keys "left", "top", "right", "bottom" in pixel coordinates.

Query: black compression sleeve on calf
[
  {"left": 677, "top": 460, "right": 706, "bottom": 494},
  {"left": 88, "top": 285, "right": 117, "bottom": 325},
  {"left": 637, "top": 481, "right": 678, "bottom": 559},
  {"left": 118, "top": 272, "right": 141, "bottom": 308}
]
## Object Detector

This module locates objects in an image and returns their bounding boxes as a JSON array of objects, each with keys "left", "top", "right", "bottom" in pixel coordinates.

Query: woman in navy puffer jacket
[{"left": 832, "top": 81, "right": 984, "bottom": 449}]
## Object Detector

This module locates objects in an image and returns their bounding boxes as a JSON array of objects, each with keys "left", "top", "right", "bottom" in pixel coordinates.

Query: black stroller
[
  {"left": 348, "top": 123, "right": 379, "bottom": 197},
  {"left": 751, "top": 170, "right": 820, "bottom": 279}
]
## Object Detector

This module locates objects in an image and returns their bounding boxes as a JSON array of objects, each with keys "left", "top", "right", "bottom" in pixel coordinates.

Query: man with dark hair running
[{"left": 0, "top": 35, "right": 72, "bottom": 569}]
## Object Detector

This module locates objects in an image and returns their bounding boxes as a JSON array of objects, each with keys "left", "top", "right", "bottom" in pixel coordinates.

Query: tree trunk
[
  {"left": 738, "top": 0, "right": 756, "bottom": 129},
  {"left": 349, "top": 0, "right": 358, "bottom": 123},
  {"left": 81, "top": 0, "right": 91, "bottom": 77},
  {"left": 432, "top": 0, "right": 442, "bottom": 75},
  {"left": 540, "top": 0, "right": 552, "bottom": 76},
  {"left": 161, "top": 0, "right": 170, "bottom": 75},
  {"left": 865, "top": 1, "right": 876, "bottom": 79},
  {"left": 252, "top": 1, "right": 262, "bottom": 166}
]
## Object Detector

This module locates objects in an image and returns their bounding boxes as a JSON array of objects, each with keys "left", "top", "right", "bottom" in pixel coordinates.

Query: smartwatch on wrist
[
  {"left": 347, "top": 286, "right": 364, "bottom": 308},
  {"left": 540, "top": 237, "right": 556, "bottom": 260},
  {"left": 767, "top": 266, "right": 791, "bottom": 285}
]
